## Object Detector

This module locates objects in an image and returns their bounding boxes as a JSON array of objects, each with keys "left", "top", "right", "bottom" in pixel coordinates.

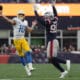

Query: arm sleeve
[
  {"left": 12, "top": 17, "right": 18, "bottom": 23},
  {"left": 34, "top": 10, "right": 45, "bottom": 26},
  {"left": 52, "top": 6, "right": 58, "bottom": 21},
  {"left": 25, "top": 20, "right": 28, "bottom": 27},
  {"left": 12, "top": 17, "right": 18, "bottom": 25},
  {"left": 12, "top": 17, "right": 17, "bottom": 21},
  {"left": 52, "top": 6, "right": 58, "bottom": 17}
]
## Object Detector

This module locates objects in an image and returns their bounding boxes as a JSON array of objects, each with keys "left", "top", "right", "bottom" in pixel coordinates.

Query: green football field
[{"left": 0, "top": 64, "right": 80, "bottom": 80}]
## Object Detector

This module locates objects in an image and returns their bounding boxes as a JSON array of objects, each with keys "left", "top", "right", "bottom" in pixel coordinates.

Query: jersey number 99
[{"left": 50, "top": 24, "right": 57, "bottom": 33}]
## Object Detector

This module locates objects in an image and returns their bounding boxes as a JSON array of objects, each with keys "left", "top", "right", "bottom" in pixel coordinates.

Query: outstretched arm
[
  {"left": 52, "top": 6, "right": 58, "bottom": 17},
  {"left": 34, "top": 4, "right": 45, "bottom": 26},
  {"left": 51, "top": 1, "right": 58, "bottom": 16},
  {"left": 0, "top": 5, "right": 16, "bottom": 25},
  {"left": 1, "top": 15, "right": 16, "bottom": 25},
  {"left": 52, "top": 4, "right": 58, "bottom": 21}
]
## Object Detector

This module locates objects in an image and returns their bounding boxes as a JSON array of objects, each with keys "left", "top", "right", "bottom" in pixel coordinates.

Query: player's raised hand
[
  {"left": 51, "top": 0, "right": 56, "bottom": 6},
  {"left": 33, "top": 4, "right": 38, "bottom": 11}
]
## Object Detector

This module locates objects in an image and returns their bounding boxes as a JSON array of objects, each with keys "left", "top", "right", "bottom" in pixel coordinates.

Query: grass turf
[{"left": 0, "top": 64, "right": 80, "bottom": 80}]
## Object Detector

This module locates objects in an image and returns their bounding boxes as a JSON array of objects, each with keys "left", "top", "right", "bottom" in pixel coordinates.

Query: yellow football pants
[{"left": 13, "top": 38, "right": 31, "bottom": 57}]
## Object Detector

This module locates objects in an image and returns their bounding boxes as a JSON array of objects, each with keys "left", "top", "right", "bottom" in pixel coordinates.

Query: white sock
[
  {"left": 24, "top": 66, "right": 31, "bottom": 76},
  {"left": 28, "top": 63, "right": 33, "bottom": 69}
]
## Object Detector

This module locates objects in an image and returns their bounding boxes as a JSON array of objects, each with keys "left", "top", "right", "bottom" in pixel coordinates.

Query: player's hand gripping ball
[{"left": 0, "top": 5, "right": 3, "bottom": 15}]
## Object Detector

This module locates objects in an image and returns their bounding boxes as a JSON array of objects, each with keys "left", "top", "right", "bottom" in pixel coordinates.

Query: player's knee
[
  {"left": 18, "top": 52, "right": 24, "bottom": 57},
  {"left": 51, "top": 57, "right": 57, "bottom": 64},
  {"left": 25, "top": 49, "right": 31, "bottom": 53},
  {"left": 25, "top": 51, "right": 31, "bottom": 55}
]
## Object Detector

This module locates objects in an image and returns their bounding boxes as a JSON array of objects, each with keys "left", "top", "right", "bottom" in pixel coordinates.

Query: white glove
[
  {"left": 33, "top": 4, "right": 38, "bottom": 11},
  {"left": 52, "top": 0, "right": 56, "bottom": 6}
]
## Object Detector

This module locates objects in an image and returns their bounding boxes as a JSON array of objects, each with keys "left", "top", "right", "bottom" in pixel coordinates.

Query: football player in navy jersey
[{"left": 34, "top": 4, "right": 71, "bottom": 78}]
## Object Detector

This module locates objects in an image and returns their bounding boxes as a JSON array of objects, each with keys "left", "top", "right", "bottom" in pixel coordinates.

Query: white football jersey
[{"left": 12, "top": 17, "right": 28, "bottom": 39}]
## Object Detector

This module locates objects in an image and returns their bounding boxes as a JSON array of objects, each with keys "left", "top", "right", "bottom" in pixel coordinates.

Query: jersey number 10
[{"left": 19, "top": 25, "right": 25, "bottom": 33}]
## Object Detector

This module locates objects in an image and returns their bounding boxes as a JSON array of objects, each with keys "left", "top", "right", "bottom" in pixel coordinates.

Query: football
[{"left": 0, "top": 5, "right": 3, "bottom": 10}]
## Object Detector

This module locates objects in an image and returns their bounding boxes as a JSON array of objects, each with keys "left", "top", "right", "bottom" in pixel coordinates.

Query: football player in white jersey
[{"left": 0, "top": 10, "right": 37, "bottom": 76}]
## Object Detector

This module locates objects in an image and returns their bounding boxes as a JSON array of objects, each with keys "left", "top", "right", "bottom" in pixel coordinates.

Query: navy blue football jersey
[
  {"left": 45, "top": 18, "right": 57, "bottom": 42},
  {"left": 34, "top": 6, "right": 58, "bottom": 42}
]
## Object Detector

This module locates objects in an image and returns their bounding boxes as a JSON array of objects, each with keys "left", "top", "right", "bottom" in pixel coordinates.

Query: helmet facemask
[
  {"left": 17, "top": 10, "right": 25, "bottom": 21},
  {"left": 44, "top": 12, "right": 54, "bottom": 20},
  {"left": 18, "top": 14, "right": 25, "bottom": 21}
]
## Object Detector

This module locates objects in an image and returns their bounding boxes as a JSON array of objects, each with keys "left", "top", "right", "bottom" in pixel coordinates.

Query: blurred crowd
[
  {"left": 0, "top": 43, "right": 16, "bottom": 55},
  {"left": 0, "top": 43, "right": 47, "bottom": 55},
  {"left": 63, "top": 44, "right": 76, "bottom": 52},
  {"left": 0, "top": 43, "right": 77, "bottom": 55},
  {"left": 0, "top": 0, "right": 80, "bottom": 3}
]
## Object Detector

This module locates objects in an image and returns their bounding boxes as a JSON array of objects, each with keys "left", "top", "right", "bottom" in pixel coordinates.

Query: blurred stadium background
[{"left": 0, "top": 0, "right": 80, "bottom": 79}]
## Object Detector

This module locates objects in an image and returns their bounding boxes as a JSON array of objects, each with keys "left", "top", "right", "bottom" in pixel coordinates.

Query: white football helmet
[
  {"left": 17, "top": 10, "right": 25, "bottom": 15},
  {"left": 44, "top": 12, "right": 54, "bottom": 20},
  {"left": 17, "top": 10, "right": 25, "bottom": 21}
]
